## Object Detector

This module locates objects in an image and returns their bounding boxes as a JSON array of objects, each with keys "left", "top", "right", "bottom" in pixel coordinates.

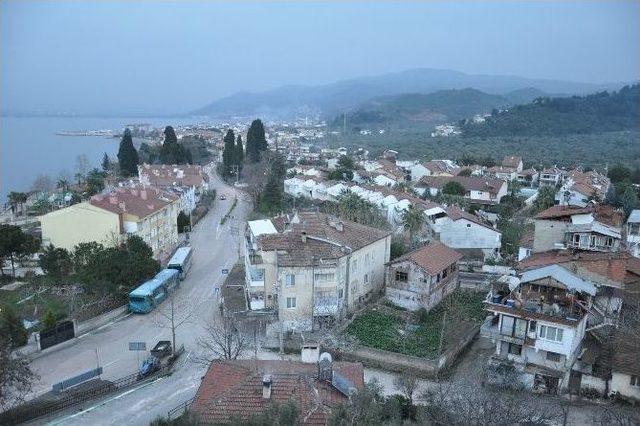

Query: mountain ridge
[{"left": 189, "top": 68, "right": 630, "bottom": 119}]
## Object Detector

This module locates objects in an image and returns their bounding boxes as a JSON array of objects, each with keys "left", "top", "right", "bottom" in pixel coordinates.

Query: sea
[{"left": 0, "top": 116, "right": 202, "bottom": 203}]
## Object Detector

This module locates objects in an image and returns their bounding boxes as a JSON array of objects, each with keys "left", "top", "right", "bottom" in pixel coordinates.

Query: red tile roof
[
  {"left": 418, "top": 175, "right": 505, "bottom": 195},
  {"left": 518, "top": 250, "right": 640, "bottom": 287},
  {"left": 391, "top": 241, "right": 462, "bottom": 275},
  {"left": 90, "top": 186, "right": 177, "bottom": 219},
  {"left": 502, "top": 156, "right": 522, "bottom": 169},
  {"left": 446, "top": 206, "right": 497, "bottom": 232},
  {"left": 258, "top": 212, "right": 390, "bottom": 267},
  {"left": 190, "top": 360, "right": 364, "bottom": 425},
  {"left": 138, "top": 164, "right": 207, "bottom": 188},
  {"left": 535, "top": 205, "right": 623, "bottom": 227}
]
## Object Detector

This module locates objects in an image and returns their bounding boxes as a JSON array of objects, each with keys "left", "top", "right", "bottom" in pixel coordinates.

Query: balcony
[
  {"left": 314, "top": 296, "right": 339, "bottom": 316},
  {"left": 485, "top": 282, "right": 587, "bottom": 325},
  {"left": 480, "top": 316, "right": 525, "bottom": 345}
]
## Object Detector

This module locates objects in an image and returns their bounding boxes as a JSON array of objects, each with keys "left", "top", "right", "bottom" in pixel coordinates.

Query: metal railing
[
  {"left": 167, "top": 397, "right": 195, "bottom": 421},
  {"left": 0, "top": 370, "right": 162, "bottom": 425}
]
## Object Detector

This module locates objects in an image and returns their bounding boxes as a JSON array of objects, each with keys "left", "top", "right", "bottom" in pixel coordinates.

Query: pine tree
[
  {"left": 117, "top": 128, "right": 139, "bottom": 177},
  {"left": 222, "top": 129, "right": 236, "bottom": 176},
  {"left": 235, "top": 134, "right": 244, "bottom": 168},
  {"left": 101, "top": 152, "right": 111, "bottom": 172},
  {"left": 246, "top": 119, "right": 267, "bottom": 163}
]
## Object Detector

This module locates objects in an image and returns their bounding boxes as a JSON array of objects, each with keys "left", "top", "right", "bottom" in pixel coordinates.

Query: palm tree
[
  {"left": 401, "top": 204, "right": 425, "bottom": 247},
  {"left": 7, "top": 192, "right": 28, "bottom": 216},
  {"left": 57, "top": 178, "right": 69, "bottom": 193}
]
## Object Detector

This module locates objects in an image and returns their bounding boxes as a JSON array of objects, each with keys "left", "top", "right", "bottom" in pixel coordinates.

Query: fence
[
  {"left": 167, "top": 397, "right": 195, "bottom": 421},
  {"left": 0, "top": 370, "right": 160, "bottom": 425},
  {"left": 39, "top": 320, "right": 75, "bottom": 350}
]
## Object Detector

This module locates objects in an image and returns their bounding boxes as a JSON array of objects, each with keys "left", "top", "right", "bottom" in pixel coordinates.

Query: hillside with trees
[
  {"left": 334, "top": 89, "right": 512, "bottom": 129},
  {"left": 462, "top": 84, "right": 640, "bottom": 137}
]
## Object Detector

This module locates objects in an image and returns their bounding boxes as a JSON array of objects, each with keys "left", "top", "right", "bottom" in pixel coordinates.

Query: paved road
[{"left": 25, "top": 171, "right": 252, "bottom": 425}]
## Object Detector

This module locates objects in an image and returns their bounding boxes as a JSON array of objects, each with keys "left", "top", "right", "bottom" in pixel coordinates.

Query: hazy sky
[{"left": 2, "top": 1, "right": 639, "bottom": 115}]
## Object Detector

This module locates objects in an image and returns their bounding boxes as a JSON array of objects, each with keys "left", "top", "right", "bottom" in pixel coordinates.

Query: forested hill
[
  {"left": 462, "top": 84, "right": 640, "bottom": 137},
  {"left": 333, "top": 88, "right": 513, "bottom": 129}
]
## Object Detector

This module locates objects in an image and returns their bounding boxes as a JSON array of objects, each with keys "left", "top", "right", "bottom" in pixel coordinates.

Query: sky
[{"left": 2, "top": 1, "right": 639, "bottom": 115}]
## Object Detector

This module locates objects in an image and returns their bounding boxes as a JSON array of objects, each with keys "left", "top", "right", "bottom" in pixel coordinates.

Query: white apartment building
[{"left": 244, "top": 212, "right": 391, "bottom": 332}]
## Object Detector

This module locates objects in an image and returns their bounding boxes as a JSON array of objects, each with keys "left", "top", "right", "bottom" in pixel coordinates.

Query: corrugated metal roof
[
  {"left": 628, "top": 209, "right": 640, "bottom": 224},
  {"left": 520, "top": 265, "right": 596, "bottom": 296}
]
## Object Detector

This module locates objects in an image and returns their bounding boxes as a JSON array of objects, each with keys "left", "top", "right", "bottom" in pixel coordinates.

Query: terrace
[{"left": 484, "top": 272, "right": 591, "bottom": 325}]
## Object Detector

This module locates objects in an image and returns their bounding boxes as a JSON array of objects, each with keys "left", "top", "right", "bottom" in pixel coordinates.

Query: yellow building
[
  {"left": 40, "top": 202, "right": 121, "bottom": 250},
  {"left": 40, "top": 186, "right": 179, "bottom": 262}
]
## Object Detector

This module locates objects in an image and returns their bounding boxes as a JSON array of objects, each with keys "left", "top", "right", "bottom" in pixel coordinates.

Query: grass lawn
[{"left": 346, "top": 289, "right": 486, "bottom": 358}]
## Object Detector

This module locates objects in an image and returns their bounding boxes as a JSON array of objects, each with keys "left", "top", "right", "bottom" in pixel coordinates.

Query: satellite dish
[{"left": 319, "top": 352, "right": 333, "bottom": 363}]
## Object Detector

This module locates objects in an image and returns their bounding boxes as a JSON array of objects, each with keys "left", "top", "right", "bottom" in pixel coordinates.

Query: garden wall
[{"left": 336, "top": 323, "right": 480, "bottom": 378}]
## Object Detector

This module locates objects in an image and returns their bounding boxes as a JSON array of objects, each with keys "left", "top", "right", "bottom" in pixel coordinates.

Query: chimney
[
  {"left": 109, "top": 195, "right": 118, "bottom": 205},
  {"left": 118, "top": 201, "right": 126, "bottom": 212},
  {"left": 301, "top": 231, "right": 307, "bottom": 243},
  {"left": 262, "top": 375, "right": 272, "bottom": 399},
  {"left": 130, "top": 188, "right": 138, "bottom": 196},
  {"left": 318, "top": 353, "right": 333, "bottom": 382},
  {"left": 140, "top": 190, "right": 147, "bottom": 200}
]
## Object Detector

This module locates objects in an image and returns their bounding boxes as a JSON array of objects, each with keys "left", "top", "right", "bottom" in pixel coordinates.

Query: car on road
[{"left": 219, "top": 194, "right": 227, "bottom": 200}]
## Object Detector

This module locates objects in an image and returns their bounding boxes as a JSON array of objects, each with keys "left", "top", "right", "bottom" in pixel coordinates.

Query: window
[
  {"left": 364, "top": 274, "right": 369, "bottom": 284},
  {"left": 395, "top": 271, "right": 408, "bottom": 282},
  {"left": 605, "top": 237, "right": 614, "bottom": 247},
  {"left": 442, "top": 269, "right": 448, "bottom": 279},
  {"left": 539, "top": 325, "right": 563, "bottom": 342},
  {"left": 338, "top": 289, "right": 344, "bottom": 299},
  {"left": 572, "top": 234, "right": 580, "bottom": 245},
  {"left": 508, "top": 343, "right": 522, "bottom": 356},
  {"left": 500, "top": 315, "right": 527, "bottom": 338},
  {"left": 529, "top": 320, "right": 537, "bottom": 333},
  {"left": 285, "top": 274, "right": 296, "bottom": 287},
  {"left": 286, "top": 297, "right": 296, "bottom": 309},
  {"left": 314, "top": 273, "right": 335, "bottom": 284},
  {"left": 546, "top": 351, "right": 562, "bottom": 362},
  {"left": 631, "top": 376, "right": 639, "bottom": 387},
  {"left": 466, "top": 224, "right": 472, "bottom": 228}
]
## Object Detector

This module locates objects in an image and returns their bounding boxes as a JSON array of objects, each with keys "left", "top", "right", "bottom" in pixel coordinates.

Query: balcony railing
[{"left": 314, "top": 296, "right": 339, "bottom": 315}]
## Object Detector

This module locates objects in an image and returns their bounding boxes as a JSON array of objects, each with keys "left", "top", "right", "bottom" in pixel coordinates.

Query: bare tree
[
  {"left": 75, "top": 154, "right": 91, "bottom": 178},
  {"left": 154, "top": 295, "right": 194, "bottom": 355},
  {"left": 31, "top": 174, "right": 53, "bottom": 193},
  {"left": 593, "top": 406, "right": 640, "bottom": 426},
  {"left": 0, "top": 337, "right": 38, "bottom": 410},
  {"left": 393, "top": 372, "right": 419, "bottom": 404},
  {"left": 419, "top": 369, "right": 567, "bottom": 426},
  {"left": 195, "top": 313, "right": 249, "bottom": 363}
]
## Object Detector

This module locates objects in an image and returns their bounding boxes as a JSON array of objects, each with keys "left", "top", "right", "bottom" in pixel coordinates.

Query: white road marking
[
  {"left": 47, "top": 376, "right": 167, "bottom": 425},
  {"left": 76, "top": 313, "right": 132, "bottom": 340}
]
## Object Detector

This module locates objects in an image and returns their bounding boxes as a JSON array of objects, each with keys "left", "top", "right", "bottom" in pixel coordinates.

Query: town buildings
[
  {"left": 244, "top": 211, "right": 391, "bottom": 331},
  {"left": 482, "top": 250, "right": 640, "bottom": 398},
  {"left": 190, "top": 358, "right": 364, "bottom": 424},
  {"left": 532, "top": 205, "right": 623, "bottom": 253},
  {"left": 425, "top": 206, "right": 502, "bottom": 260},
  {"left": 416, "top": 175, "right": 508, "bottom": 205},
  {"left": 625, "top": 210, "right": 640, "bottom": 258},
  {"left": 385, "top": 241, "right": 462, "bottom": 311},
  {"left": 40, "top": 186, "right": 179, "bottom": 261},
  {"left": 138, "top": 164, "right": 209, "bottom": 214}
]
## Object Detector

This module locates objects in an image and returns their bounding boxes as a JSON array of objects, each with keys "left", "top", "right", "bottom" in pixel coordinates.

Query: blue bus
[
  {"left": 167, "top": 246, "right": 193, "bottom": 280},
  {"left": 129, "top": 268, "right": 180, "bottom": 314}
]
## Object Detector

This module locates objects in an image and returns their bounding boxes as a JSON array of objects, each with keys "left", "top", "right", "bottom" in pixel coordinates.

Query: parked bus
[
  {"left": 166, "top": 246, "right": 193, "bottom": 280},
  {"left": 129, "top": 268, "right": 180, "bottom": 314}
]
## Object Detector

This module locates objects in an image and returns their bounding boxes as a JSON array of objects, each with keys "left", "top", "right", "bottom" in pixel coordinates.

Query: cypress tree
[
  {"left": 101, "top": 152, "right": 111, "bottom": 172},
  {"left": 117, "top": 128, "right": 139, "bottom": 177},
  {"left": 235, "top": 134, "right": 244, "bottom": 167},
  {"left": 222, "top": 129, "right": 236, "bottom": 176},
  {"left": 246, "top": 119, "right": 267, "bottom": 163},
  {"left": 160, "top": 125, "right": 191, "bottom": 165}
]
